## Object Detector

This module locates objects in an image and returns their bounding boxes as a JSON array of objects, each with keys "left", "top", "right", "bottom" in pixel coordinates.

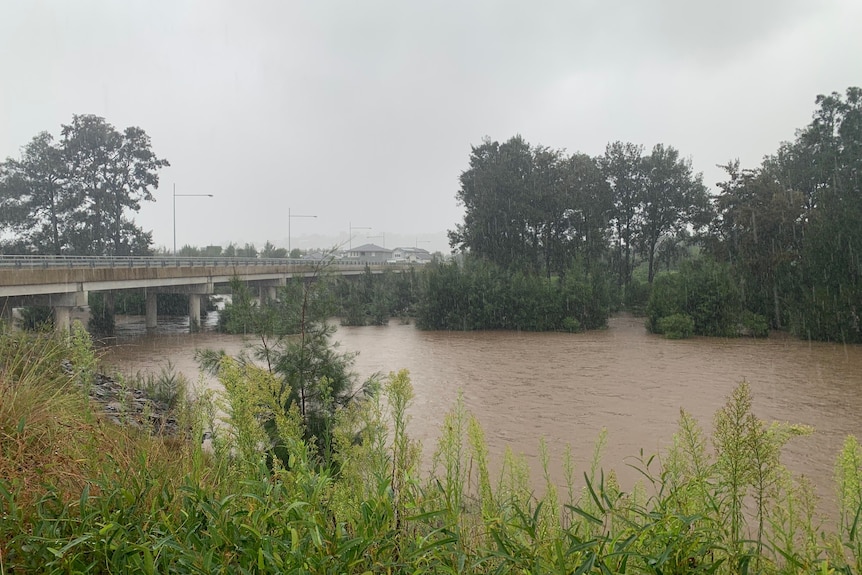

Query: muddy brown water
[{"left": 100, "top": 313, "right": 862, "bottom": 516}]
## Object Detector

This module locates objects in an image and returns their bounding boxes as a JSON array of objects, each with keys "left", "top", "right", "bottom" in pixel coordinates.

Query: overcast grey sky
[{"left": 2, "top": 1, "right": 861, "bottom": 253}]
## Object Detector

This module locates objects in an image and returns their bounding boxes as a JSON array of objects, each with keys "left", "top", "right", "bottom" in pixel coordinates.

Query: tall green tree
[
  {"left": 560, "top": 152, "right": 613, "bottom": 273},
  {"left": 784, "top": 88, "right": 862, "bottom": 341},
  {"left": 61, "top": 114, "right": 168, "bottom": 255},
  {"left": 0, "top": 132, "right": 70, "bottom": 254},
  {"left": 449, "top": 136, "right": 535, "bottom": 270},
  {"left": 708, "top": 160, "right": 804, "bottom": 328},
  {"left": 639, "top": 144, "right": 709, "bottom": 283},
  {"left": 600, "top": 141, "right": 644, "bottom": 289},
  {"left": 530, "top": 145, "right": 565, "bottom": 277},
  {"left": 211, "top": 260, "right": 376, "bottom": 465},
  {"left": 1, "top": 115, "right": 168, "bottom": 256},
  {"left": 450, "top": 137, "right": 614, "bottom": 278}
]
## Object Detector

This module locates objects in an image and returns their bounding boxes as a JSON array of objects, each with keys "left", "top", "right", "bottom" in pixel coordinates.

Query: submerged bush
[
  {"left": 739, "top": 309, "right": 770, "bottom": 337},
  {"left": 656, "top": 312, "right": 695, "bottom": 339},
  {"left": 416, "top": 257, "right": 612, "bottom": 331},
  {"left": 647, "top": 258, "right": 771, "bottom": 338}
]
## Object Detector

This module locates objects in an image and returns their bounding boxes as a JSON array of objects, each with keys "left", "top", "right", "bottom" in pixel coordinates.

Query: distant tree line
[
  {"left": 6, "top": 89, "right": 860, "bottom": 343},
  {"left": 173, "top": 241, "right": 300, "bottom": 259},
  {"left": 442, "top": 87, "right": 862, "bottom": 342},
  {"left": 702, "top": 88, "right": 862, "bottom": 342},
  {"left": 449, "top": 136, "right": 709, "bottom": 286},
  {"left": 439, "top": 131, "right": 708, "bottom": 332}
]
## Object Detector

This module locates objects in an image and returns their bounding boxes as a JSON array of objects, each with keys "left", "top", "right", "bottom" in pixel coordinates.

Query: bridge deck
[{"left": 0, "top": 256, "right": 401, "bottom": 298}]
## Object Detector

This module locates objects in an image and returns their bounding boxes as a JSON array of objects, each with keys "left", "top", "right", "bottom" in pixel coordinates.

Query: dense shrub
[
  {"left": 87, "top": 292, "right": 116, "bottom": 334},
  {"left": 334, "top": 267, "right": 409, "bottom": 326},
  {"left": 647, "top": 258, "right": 767, "bottom": 338},
  {"left": 656, "top": 313, "right": 695, "bottom": 339},
  {"left": 416, "top": 258, "right": 611, "bottom": 331},
  {"left": 739, "top": 309, "right": 770, "bottom": 337},
  {"left": 16, "top": 305, "right": 54, "bottom": 330},
  {"left": 623, "top": 276, "right": 651, "bottom": 314},
  {"left": 789, "top": 283, "right": 862, "bottom": 343}
]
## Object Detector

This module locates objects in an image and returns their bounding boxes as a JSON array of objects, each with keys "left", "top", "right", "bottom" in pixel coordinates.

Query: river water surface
[{"left": 100, "top": 313, "right": 862, "bottom": 515}]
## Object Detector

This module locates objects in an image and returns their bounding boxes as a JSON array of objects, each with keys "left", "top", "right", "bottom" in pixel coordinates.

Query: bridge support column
[
  {"left": 54, "top": 306, "right": 72, "bottom": 334},
  {"left": 145, "top": 292, "right": 158, "bottom": 330},
  {"left": 252, "top": 279, "right": 284, "bottom": 304},
  {"left": 41, "top": 292, "right": 88, "bottom": 334},
  {"left": 189, "top": 294, "right": 201, "bottom": 332}
]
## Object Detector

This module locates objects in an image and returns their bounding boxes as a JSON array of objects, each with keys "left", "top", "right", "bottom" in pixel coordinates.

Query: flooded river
[{"left": 100, "top": 313, "right": 862, "bottom": 513}]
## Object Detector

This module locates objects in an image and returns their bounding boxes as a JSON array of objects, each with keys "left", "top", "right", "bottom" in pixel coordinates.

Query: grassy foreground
[{"left": 1, "top": 326, "right": 862, "bottom": 574}]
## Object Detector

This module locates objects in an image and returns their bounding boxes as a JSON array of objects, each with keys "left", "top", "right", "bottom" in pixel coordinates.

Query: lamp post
[
  {"left": 288, "top": 208, "right": 317, "bottom": 257},
  {"left": 348, "top": 222, "right": 371, "bottom": 250},
  {"left": 173, "top": 183, "right": 213, "bottom": 255}
]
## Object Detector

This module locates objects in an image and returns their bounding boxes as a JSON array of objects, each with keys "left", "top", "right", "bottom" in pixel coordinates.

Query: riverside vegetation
[
  {"left": 5, "top": 89, "right": 862, "bottom": 344},
  {"left": 3, "top": 324, "right": 862, "bottom": 573}
]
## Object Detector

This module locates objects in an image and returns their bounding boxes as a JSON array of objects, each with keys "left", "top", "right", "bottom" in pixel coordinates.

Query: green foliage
[
  {"left": 16, "top": 305, "right": 54, "bottom": 331},
  {"left": 447, "top": 134, "right": 707, "bottom": 314},
  {"left": 210, "top": 266, "right": 375, "bottom": 467},
  {"left": 624, "top": 276, "right": 651, "bottom": 315},
  {"left": 125, "top": 360, "right": 189, "bottom": 410},
  {"left": 416, "top": 257, "right": 611, "bottom": 331},
  {"left": 0, "top": 115, "right": 167, "bottom": 255},
  {"left": 335, "top": 266, "right": 404, "bottom": 326},
  {"left": 260, "top": 240, "right": 288, "bottom": 258},
  {"left": 835, "top": 435, "right": 862, "bottom": 572},
  {"left": 740, "top": 310, "right": 770, "bottom": 338},
  {"left": 86, "top": 292, "right": 116, "bottom": 335},
  {"left": 561, "top": 316, "right": 581, "bottom": 333},
  {"left": 647, "top": 258, "right": 768, "bottom": 338},
  {"left": 706, "top": 87, "right": 862, "bottom": 343},
  {"left": 790, "top": 90, "right": 862, "bottom": 343},
  {"left": 656, "top": 313, "right": 695, "bottom": 339}
]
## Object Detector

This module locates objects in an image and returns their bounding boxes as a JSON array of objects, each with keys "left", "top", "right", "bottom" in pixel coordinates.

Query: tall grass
[{"left": 2, "top": 326, "right": 861, "bottom": 573}]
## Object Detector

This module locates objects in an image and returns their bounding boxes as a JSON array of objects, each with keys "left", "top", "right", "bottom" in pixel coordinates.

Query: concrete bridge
[{"left": 0, "top": 255, "right": 402, "bottom": 332}]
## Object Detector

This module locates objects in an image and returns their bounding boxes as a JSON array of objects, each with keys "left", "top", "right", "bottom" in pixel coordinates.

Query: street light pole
[
  {"left": 348, "top": 222, "right": 371, "bottom": 250},
  {"left": 288, "top": 208, "right": 317, "bottom": 257},
  {"left": 173, "top": 183, "right": 213, "bottom": 255}
]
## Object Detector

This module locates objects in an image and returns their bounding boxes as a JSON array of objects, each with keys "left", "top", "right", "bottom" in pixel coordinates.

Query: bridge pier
[
  {"left": 150, "top": 283, "right": 212, "bottom": 333},
  {"left": 54, "top": 306, "right": 72, "bottom": 333},
  {"left": 9, "top": 292, "right": 92, "bottom": 334},
  {"left": 189, "top": 294, "right": 201, "bottom": 332},
  {"left": 254, "top": 279, "right": 285, "bottom": 304},
  {"left": 145, "top": 292, "right": 158, "bottom": 330}
]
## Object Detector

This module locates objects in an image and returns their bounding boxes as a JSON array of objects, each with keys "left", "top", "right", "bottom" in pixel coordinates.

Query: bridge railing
[{"left": 0, "top": 255, "right": 408, "bottom": 270}]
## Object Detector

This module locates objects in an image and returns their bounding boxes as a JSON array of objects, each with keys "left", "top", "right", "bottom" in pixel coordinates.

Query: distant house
[
  {"left": 392, "top": 247, "right": 432, "bottom": 264},
  {"left": 345, "top": 243, "right": 393, "bottom": 263}
]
